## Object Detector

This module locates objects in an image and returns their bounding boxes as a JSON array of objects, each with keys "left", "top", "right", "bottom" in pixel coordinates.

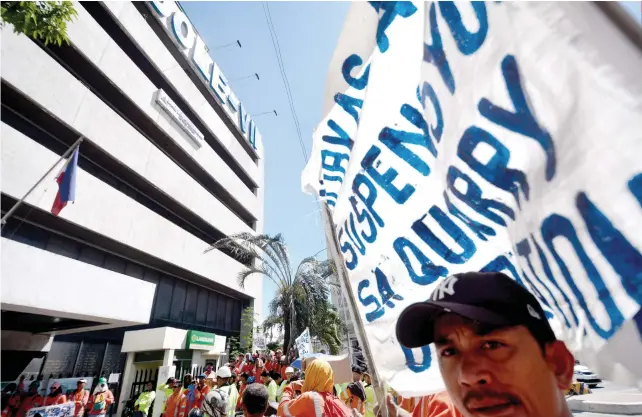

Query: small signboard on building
[
  {"left": 155, "top": 89, "right": 204, "bottom": 149},
  {"left": 186, "top": 330, "right": 216, "bottom": 350}
]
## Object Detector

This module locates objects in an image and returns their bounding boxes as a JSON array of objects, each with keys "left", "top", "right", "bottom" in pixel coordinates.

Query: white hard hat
[
  {"left": 285, "top": 367, "right": 294, "bottom": 374},
  {"left": 216, "top": 366, "right": 232, "bottom": 378}
]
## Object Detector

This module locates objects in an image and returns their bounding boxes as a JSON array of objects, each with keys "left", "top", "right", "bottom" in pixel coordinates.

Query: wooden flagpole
[
  {"left": 321, "top": 203, "right": 389, "bottom": 416},
  {"left": 1, "top": 136, "right": 84, "bottom": 225}
]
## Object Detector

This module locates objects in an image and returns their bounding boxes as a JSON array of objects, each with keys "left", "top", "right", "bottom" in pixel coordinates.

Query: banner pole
[
  {"left": 321, "top": 204, "right": 389, "bottom": 415},
  {"left": 1, "top": 136, "right": 84, "bottom": 225}
]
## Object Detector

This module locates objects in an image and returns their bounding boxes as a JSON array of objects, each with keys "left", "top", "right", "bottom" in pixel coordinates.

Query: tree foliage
[
  {"left": 266, "top": 341, "right": 281, "bottom": 352},
  {"left": 1, "top": 1, "right": 77, "bottom": 46},
  {"left": 207, "top": 233, "right": 345, "bottom": 354}
]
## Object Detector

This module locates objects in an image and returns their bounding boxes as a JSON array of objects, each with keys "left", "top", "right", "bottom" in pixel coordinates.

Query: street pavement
[{"left": 572, "top": 380, "right": 642, "bottom": 417}]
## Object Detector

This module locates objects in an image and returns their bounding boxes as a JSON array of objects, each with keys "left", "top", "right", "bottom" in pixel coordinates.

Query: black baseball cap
[{"left": 396, "top": 271, "right": 556, "bottom": 348}]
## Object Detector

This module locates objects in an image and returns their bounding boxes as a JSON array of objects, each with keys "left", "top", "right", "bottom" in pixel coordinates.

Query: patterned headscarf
[
  {"left": 302, "top": 359, "right": 334, "bottom": 394},
  {"left": 202, "top": 389, "right": 228, "bottom": 417}
]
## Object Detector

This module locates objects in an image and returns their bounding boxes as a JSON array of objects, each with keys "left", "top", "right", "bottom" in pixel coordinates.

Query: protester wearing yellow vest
[
  {"left": 134, "top": 382, "right": 156, "bottom": 417},
  {"left": 215, "top": 367, "right": 238, "bottom": 417},
  {"left": 362, "top": 373, "right": 375, "bottom": 417}
]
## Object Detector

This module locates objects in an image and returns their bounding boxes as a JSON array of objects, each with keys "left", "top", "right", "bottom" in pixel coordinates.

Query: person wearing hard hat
[
  {"left": 163, "top": 381, "right": 187, "bottom": 417},
  {"left": 214, "top": 367, "right": 238, "bottom": 417},
  {"left": 44, "top": 382, "right": 67, "bottom": 406},
  {"left": 87, "top": 378, "right": 113, "bottom": 417},
  {"left": 277, "top": 368, "right": 292, "bottom": 401},
  {"left": 69, "top": 379, "right": 89, "bottom": 417}
]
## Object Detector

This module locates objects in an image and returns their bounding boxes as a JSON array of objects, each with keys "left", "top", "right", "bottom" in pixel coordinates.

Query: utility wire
[
  {"left": 262, "top": 2, "right": 325, "bottom": 256},
  {"left": 262, "top": 2, "right": 308, "bottom": 162}
]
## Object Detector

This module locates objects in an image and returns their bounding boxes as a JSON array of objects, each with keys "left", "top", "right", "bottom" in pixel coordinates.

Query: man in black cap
[{"left": 395, "top": 271, "right": 575, "bottom": 417}]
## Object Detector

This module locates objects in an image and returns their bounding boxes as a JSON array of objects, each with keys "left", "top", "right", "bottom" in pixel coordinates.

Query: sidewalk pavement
[{"left": 568, "top": 392, "right": 642, "bottom": 415}]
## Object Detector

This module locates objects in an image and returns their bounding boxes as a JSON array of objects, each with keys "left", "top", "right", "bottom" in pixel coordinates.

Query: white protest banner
[
  {"left": 302, "top": 1, "right": 642, "bottom": 396},
  {"left": 26, "top": 402, "right": 75, "bottom": 417},
  {"left": 295, "top": 328, "right": 312, "bottom": 357},
  {"left": 253, "top": 333, "right": 267, "bottom": 350}
]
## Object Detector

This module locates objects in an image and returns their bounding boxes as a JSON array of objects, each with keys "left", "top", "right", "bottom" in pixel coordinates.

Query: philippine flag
[{"left": 51, "top": 146, "right": 80, "bottom": 216}]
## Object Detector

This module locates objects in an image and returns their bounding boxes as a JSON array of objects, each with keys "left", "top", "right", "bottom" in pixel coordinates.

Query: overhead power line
[{"left": 262, "top": 2, "right": 308, "bottom": 162}]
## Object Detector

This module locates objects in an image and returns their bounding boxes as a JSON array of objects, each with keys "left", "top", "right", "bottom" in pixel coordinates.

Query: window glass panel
[
  {"left": 216, "top": 294, "right": 226, "bottom": 329},
  {"left": 196, "top": 291, "right": 208, "bottom": 325},
  {"left": 183, "top": 284, "right": 198, "bottom": 325},
  {"left": 104, "top": 254, "right": 126, "bottom": 273},
  {"left": 79, "top": 246, "right": 105, "bottom": 267},
  {"left": 206, "top": 293, "right": 218, "bottom": 328},
  {"left": 224, "top": 298, "right": 233, "bottom": 330},
  {"left": 170, "top": 280, "right": 186, "bottom": 322},
  {"left": 154, "top": 275, "right": 173, "bottom": 320},
  {"left": 46, "top": 235, "right": 80, "bottom": 259},
  {"left": 232, "top": 300, "right": 241, "bottom": 331}
]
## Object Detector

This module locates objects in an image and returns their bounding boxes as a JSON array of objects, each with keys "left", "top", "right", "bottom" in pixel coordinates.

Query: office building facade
[{"left": 1, "top": 0, "right": 264, "bottom": 383}]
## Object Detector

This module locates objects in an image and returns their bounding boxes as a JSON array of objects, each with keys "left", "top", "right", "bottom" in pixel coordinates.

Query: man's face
[
  {"left": 352, "top": 372, "right": 362, "bottom": 382},
  {"left": 262, "top": 375, "right": 269, "bottom": 384},
  {"left": 217, "top": 377, "right": 225, "bottom": 387},
  {"left": 145, "top": 383, "right": 153, "bottom": 391},
  {"left": 78, "top": 382, "right": 86, "bottom": 391},
  {"left": 285, "top": 372, "right": 293, "bottom": 381},
  {"left": 433, "top": 314, "right": 573, "bottom": 417},
  {"left": 206, "top": 364, "right": 213, "bottom": 372}
]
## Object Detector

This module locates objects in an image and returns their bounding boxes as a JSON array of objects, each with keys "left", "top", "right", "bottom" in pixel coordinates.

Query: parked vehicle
[{"left": 574, "top": 360, "right": 602, "bottom": 388}]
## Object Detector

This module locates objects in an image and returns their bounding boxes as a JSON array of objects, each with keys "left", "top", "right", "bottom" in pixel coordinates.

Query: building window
[
  {"left": 195, "top": 290, "right": 208, "bottom": 326},
  {"left": 183, "top": 284, "right": 198, "bottom": 325},
  {"left": 206, "top": 292, "right": 218, "bottom": 328},
  {"left": 169, "top": 280, "right": 186, "bottom": 322},
  {"left": 154, "top": 275, "right": 174, "bottom": 320}
]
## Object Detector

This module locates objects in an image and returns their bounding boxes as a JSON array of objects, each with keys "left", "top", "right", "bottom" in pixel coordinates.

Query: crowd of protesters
[
  {"left": 1, "top": 376, "right": 114, "bottom": 417},
  {"left": 3, "top": 271, "right": 596, "bottom": 417}
]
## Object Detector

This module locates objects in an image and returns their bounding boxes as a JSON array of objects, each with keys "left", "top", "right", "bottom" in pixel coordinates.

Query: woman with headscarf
[
  {"left": 87, "top": 378, "right": 113, "bottom": 417},
  {"left": 277, "top": 359, "right": 351, "bottom": 417},
  {"left": 202, "top": 389, "right": 228, "bottom": 417}
]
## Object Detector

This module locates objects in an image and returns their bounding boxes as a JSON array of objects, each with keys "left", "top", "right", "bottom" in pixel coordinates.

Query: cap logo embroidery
[
  {"left": 432, "top": 275, "right": 458, "bottom": 301},
  {"left": 527, "top": 304, "right": 541, "bottom": 320}
]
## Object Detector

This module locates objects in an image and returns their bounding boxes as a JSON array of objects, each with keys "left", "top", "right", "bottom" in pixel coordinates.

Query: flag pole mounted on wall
[{"left": 1, "top": 136, "right": 84, "bottom": 225}]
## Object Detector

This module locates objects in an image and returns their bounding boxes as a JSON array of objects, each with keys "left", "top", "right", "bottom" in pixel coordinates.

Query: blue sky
[
  {"left": 182, "top": 1, "right": 641, "bottom": 320},
  {"left": 181, "top": 1, "right": 350, "bottom": 318}
]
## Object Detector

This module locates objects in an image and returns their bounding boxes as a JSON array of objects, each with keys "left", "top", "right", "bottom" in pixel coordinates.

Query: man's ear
[{"left": 544, "top": 341, "right": 574, "bottom": 389}]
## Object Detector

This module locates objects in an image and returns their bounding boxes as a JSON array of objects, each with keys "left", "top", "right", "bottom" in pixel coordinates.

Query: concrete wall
[
  {"left": 1, "top": 123, "right": 261, "bottom": 299},
  {"left": 65, "top": 4, "right": 260, "bottom": 217},
  {"left": 0, "top": 0, "right": 265, "bottom": 328},
  {"left": 1, "top": 239, "right": 156, "bottom": 326},
  {"left": 100, "top": 1, "right": 264, "bottom": 177},
  {"left": 1, "top": 331, "right": 54, "bottom": 352},
  {"left": 121, "top": 327, "right": 188, "bottom": 352}
]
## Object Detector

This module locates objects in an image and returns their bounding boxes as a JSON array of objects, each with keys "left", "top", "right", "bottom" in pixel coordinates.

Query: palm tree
[{"left": 206, "top": 233, "right": 344, "bottom": 353}]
